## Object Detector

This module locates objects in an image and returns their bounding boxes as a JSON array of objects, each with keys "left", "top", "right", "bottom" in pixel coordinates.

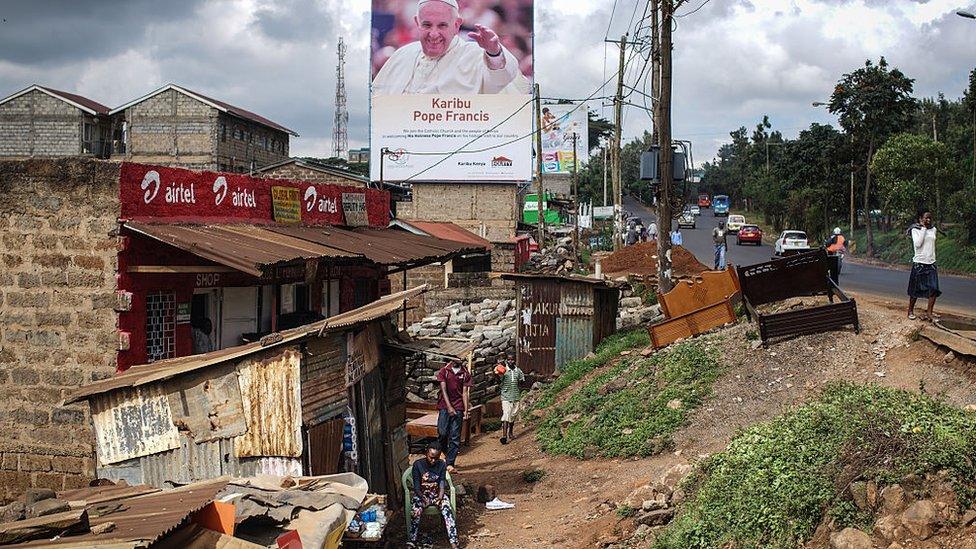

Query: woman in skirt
[{"left": 907, "top": 210, "right": 941, "bottom": 321}]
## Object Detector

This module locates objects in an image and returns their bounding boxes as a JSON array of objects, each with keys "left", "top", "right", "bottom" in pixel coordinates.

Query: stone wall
[
  {"left": 258, "top": 162, "right": 366, "bottom": 187},
  {"left": 407, "top": 183, "right": 517, "bottom": 243},
  {"left": 0, "top": 89, "right": 84, "bottom": 158},
  {"left": 405, "top": 299, "right": 516, "bottom": 405},
  {"left": 0, "top": 158, "right": 121, "bottom": 502}
]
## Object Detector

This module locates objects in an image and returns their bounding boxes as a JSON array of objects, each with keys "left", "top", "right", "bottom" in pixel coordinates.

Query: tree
[
  {"left": 828, "top": 58, "right": 917, "bottom": 256},
  {"left": 871, "top": 133, "right": 951, "bottom": 222},
  {"left": 588, "top": 111, "right": 613, "bottom": 153}
]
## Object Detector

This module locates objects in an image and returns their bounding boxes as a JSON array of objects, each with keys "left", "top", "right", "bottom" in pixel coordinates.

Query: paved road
[{"left": 623, "top": 195, "right": 975, "bottom": 314}]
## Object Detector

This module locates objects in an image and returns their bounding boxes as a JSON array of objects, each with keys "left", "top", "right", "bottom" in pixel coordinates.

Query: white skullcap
[{"left": 418, "top": 0, "right": 460, "bottom": 10}]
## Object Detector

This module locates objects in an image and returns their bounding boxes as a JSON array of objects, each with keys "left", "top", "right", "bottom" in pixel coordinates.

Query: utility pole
[
  {"left": 602, "top": 145, "right": 608, "bottom": 206},
  {"left": 656, "top": 0, "right": 674, "bottom": 293},
  {"left": 534, "top": 83, "right": 545, "bottom": 247},
  {"left": 572, "top": 132, "right": 580, "bottom": 268},
  {"left": 650, "top": 0, "right": 660, "bottom": 143},
  {"left": 611, "top": 35, "right": 627, "bottom": 250}
]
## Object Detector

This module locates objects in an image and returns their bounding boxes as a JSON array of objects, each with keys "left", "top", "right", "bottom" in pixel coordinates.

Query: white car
[
  {"left": 690, "top": 205, "right": 701, "bottom": 216},
  {"left": 774, "top": 230, "right": 810, "bottom": 255},
  {"left": 677, "top": 210, "right": 696, "bottom": 229},
  {"left": 726, "top": 214, "right": 745, "bottom": 233}
]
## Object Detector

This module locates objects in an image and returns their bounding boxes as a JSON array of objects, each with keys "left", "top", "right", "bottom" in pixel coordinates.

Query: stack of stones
[
  {"left": 616, "top": 287, "right": 664, "bottom": 330},
  {"left": 521, "top": 236, "right": 577, "bottom": 274},
  {"left": 405, "top": 299, "right": 517, "bottom": 405}
]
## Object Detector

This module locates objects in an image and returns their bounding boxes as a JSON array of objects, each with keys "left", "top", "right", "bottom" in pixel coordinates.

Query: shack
[
  {"left": 500, "top": 273, "right": 619, "bottom": 376},
  {"left": 64, "top": 286, "right": 427, "bottom": 501}
]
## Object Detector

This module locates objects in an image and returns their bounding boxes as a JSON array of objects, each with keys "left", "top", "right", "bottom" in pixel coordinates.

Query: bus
[
  {"left": 713, "top": 194, "right": 730, "bottom": 217},
  {"left": 697, "top": 193, "right": 711, "bottom": 208}
]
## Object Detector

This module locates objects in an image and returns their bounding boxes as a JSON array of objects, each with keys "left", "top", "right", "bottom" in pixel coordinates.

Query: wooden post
[
  {"left": 612, "top": 35, "right": 627, "bottom": 250},
  {"left": 656, "top": 0, "right": 674, "bottom": 293}
]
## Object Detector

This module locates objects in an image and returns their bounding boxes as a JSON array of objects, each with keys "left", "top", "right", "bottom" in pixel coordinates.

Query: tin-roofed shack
[
  {"left": 501, "top": 274, "right": 620, "bottom": 377},
  {"left": 64, "top": 286, "right": 427, "bottom": 501}
]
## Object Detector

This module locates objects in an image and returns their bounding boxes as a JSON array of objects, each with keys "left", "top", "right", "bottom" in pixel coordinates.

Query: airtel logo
[
  {"left": 304, "top": 186, "right": 338, "bottom": 214},
  {"left": 141, "top": 171, "right": 160, "bottom": 203},
  {"left": 213, "top": 176, "right": 228, "bottom": 206}
]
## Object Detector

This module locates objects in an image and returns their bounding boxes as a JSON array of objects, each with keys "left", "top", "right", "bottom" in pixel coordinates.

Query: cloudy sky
[{"left": 0, "top": 0, "right": 974, "bottom": 163}]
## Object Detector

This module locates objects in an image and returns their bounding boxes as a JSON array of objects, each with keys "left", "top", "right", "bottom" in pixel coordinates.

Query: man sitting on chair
[{"left": 408, "top": 443, "right": 459, "bottom": 549}]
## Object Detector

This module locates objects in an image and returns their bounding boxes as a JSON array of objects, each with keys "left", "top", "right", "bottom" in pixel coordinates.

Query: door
[{"left": 221, "top": 287, "right": 258, "bottom": 348}]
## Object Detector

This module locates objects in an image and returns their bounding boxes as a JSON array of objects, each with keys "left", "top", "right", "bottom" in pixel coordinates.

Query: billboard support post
[
  {"left": 572, "top": 132, "right": 579, "bottom": 269},
  {"left": 534, "top": 83, "right": 545, "bottom": 247}
]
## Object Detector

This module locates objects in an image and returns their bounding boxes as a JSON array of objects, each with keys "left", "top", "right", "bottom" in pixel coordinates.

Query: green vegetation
[
  {"left": 522, "top": 468, "right": 546, "bottom": 483},
  {"left": 617, "top": 505, "right": 637, "bottom": 518},
  {"left": 533, "top": 329, "right": 650, "bottom": 410},
  {"left": 656, "top": 383, "right": 976, "bottom": 549},
  {"left": 536, "top": 338, "right": 722, "bottom": 459}
]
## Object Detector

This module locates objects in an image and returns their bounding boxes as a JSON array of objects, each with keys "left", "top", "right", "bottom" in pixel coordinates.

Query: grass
[
  {"left": 655, "top": 382, "right": 976, "bottom": 549},
  {"left": 522, "top": 468, "right": 546, "bottom": 483},
  {"left": 850, "top": 225, "right": 976, "bottom": 274},
  {"left": 533, "top": 329, "right": 651, "bottom": 410},
  {"left": 535, "top": 338, "right": 723, "bottom": 459}
]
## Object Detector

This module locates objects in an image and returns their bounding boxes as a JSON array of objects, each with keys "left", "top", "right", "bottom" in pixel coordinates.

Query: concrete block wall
[
  {"left": 408, "top": 183, "right": 517, "bottom": 244},
  {"left": 388, "top": 264, "right": 446, "bottom": 323},
  {"left": 215, "top": 112, "right": 290, "bottom": 173},
  {"left": 120, "top": 88, "right": 218, "bottom": 170},
  {"left": 0, "top": 158, "right": 121, "bottom": 502},
  {"left": 0, "top": 89, "right": 84, "bottom": 158},
  {"left": 259, "top": 163, "right": 366, "bottom": 187}
]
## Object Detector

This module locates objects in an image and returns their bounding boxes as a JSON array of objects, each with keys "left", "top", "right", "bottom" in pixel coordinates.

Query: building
[
  {"left": 0, "top": 85, "right": 112, "bottom": 159},
  {"left": 0, "top": 157, "right": 484, "bottom": 500},
  {"left": 256, "top": 157, "right": 368, "bottom": 187},
  {"left": 348, "top": 147, "right": 369, "bottom": 164},
  {"left": 109, "top": 84, "right": 296, "bottom": 173},
  {"left": 64, "top": 287, "right": 424, "bottom": 499}
]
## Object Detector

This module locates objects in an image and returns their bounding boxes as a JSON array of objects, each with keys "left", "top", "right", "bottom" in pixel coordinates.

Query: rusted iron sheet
[
  {"left": 555, "top": 317, "right": 594, "bottom": 369},
  {"left": 235, "top": 347, "right": 303, "bottom": 458},
  {"left": 90, "top": 384, "right": 180, "bottom": 466},
  {"left": 559, "top": 281, "right": 595, "bottom": 317},
  {"left": 592, "top": 287, "right": 620, "bottom": 348},
  {"left": 516, "top": 279, "right": 559, "bottom": 376},
  {"left": 649, "top": 299, "right": 737, "bottom": 349},
  {"left": 164, "top": 362, "right": 246, "bottom": 443},
  {"left": 67, "top": 285, "right": 428, "bottom": 404},
  {"left": 308, "top": 418, "right": 345, "bottom": 475},
  {"left": 302, "top": 334, "right": 348, "bottom": 426},
  {"left": 124, "top": 221, "right": 362, "bottom": 277},
  {"left": 659, "top": 266, "right": 741, "bottom": 319}
]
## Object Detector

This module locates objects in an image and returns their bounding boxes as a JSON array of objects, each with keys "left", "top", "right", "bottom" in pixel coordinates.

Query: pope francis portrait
[{"left": 372, "top": 0, "right": 531, "bottom": 95}]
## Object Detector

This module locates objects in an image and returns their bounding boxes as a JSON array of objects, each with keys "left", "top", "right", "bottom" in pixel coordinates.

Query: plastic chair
[{"left": 402, "top": 466, "right": 457, "bottom": 531}]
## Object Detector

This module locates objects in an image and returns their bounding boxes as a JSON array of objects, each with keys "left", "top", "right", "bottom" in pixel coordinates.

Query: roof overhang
[{"left": 0, "top": 84, "right": 101, "bottom": 115}]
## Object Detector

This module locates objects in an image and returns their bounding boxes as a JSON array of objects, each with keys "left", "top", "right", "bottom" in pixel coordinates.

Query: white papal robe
[{"left": 372, "top": 35, "right": 531, "bottom": 95}]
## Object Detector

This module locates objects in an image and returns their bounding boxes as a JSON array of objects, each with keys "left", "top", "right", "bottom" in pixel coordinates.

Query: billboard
[
  {"left": 541, "top": 103, "right": 588, "bottom": 174},
  {"left": 370, "top": 0, "right": 534, "bottom": 182}
]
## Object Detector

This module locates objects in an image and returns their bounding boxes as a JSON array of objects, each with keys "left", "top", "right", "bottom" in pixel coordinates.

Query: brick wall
[
  {"left": 0, "top": 89, "right": 84, "bottom": 158},
  {"left": 0, "top": 158, "right": 121, "bottom": 502},
  {"left": 407, "top": 183, "right": 517, "bottom": 243},
  {"left": 215, "top": 112, "right": 290, "bottom": 173},
  {"left": 258, "top": 163, "right": 366, "bottom": 187},
  {"left": 388, "top": 264, "right": 446, "bottom": 323},
  {"left": 118, "top": 88, "right": 217, "bottom": 170}
]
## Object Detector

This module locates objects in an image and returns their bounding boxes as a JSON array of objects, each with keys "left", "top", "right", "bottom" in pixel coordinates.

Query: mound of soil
[{"left": 601, "top": 242, "right": 709, "bottom": 278}]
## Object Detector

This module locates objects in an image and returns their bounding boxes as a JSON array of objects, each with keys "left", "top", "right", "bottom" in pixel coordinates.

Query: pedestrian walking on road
[
  {"left": 712, "top": 221, "right": 728, "bottom": 270},
  {"left": 826, "top": 227, "right": 847, "bottom": 276},
  {"left": 648, "top": 221, "right": 658, "bottom": 242},
  {"left": 625, "top": 222, "right": 638, "bottom": 246},
  {"left": 671, "top": 227, "right": 682, "bottom": 246},
  {"left": 907, "top": 210, "right": 941, "bottom": 321},
  {"left": 495, "top": 359, "right": 524, "bottom": 444},
  {"left": 437, "top": 360, "right": 472, "bottom": 473}
]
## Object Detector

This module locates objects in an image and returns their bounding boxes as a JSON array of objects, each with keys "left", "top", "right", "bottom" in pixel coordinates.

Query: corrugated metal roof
[
  {"left": 386, "top": 337, "right": 477, "bottom": 360},
  {"left": 389, "top": 219, "right": 492, "bottom": 249},
  {"left": 65, "top": 285, "right": 428, "bottom": 404},
  {"left": 124, "top": 222, "right": 361, "bottom": 277},
  {"left": 499, "top": 272, "right": 616, "bottom": 286},
  {"left": 16, "top": 478, "right": 229, "bottom": 547},
  {"left": 90, "top": 384, "right": 181, "bottom": 466}
]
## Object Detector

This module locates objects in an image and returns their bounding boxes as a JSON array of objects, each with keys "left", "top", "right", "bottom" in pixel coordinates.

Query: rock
[
  {"left": 962, "top": 509, "right": 976, "bottom": 526},
  {"left": 584, "top": 352, "right": 597, "bottom": 360},
  {"left": 886, "top": 543, "right": 906, "bottom": 549},
  {"left": 27, "top": 498, "right": 70, "bottom": 518},
  {"left": 660, "top": 464, "right": 692, "bottom": 487},
  {"left": 531, "top": 382, "right": 544, "bottom": 391},
  {"left": 598, "top": 378, "right": 629, "bottom": 396},
  {"left": 829, "top": 528, "right": 873, "bottom": 549},
  {"left": 634, "top": 508, "right": 674, "bottom": 526},
  {"left": 666, "top": 399, "right": 683, "bottom": 410},
  {"left": 25, "top": 488, "right": 56, "bottom": 505},
  {"left": 90, "top": 522, "right": 116, "bottom": 535},
  {"left": 873, "top": 514, "right": 900, "bottom": 541},
  {"left": 531, "top": 409, "right": 546, "bottom": 419},
  {"left": 623, "top": 485, "right": 656, "bottom": 508},
  {"left": 900, "top": 500, "right": 941, "bottom": 540},
  {"left": 944, "top": 351, "right": 954, "bottom": 363},
  {"left": 964, "top": 404, "right": 976, "bottom": 413},
  {"left": 0, "top": 501, "right": 26, "bottom": 522},
  {"left": 476, "top": 484, "right": 497, "bottom": 503},
  {"left": 750, "top": 339, "right": 762, "bottom": 350},
  {"left": 582, "top": 445, "right": 600, "bottom": 459},
  {"left": 850, "top": 481, "right": 870, "bottom": 512},
  {"left": 619, "top": 297, "right": 643, "bottom": 309},
  {"left": 880, "top": 484, "right": 911, "bottom": 516},
  {"left": 866, "top": 480, "right": 878, "bottom": 509},
  {"left": 633, "top": 524, "right": 651, "bottom": 539}
]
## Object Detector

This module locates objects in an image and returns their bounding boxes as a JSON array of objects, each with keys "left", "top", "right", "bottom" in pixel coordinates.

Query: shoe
[
  {"left": 500, "top": 437, "right": 508, "bottom": 444},
  {"left": 908, "top": 313, "right": 916, "bottom": 320}
]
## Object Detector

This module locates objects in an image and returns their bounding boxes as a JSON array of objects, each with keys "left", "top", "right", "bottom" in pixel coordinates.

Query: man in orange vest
[{"left": 826, "top": 227, "right": 847, "bottom": 275}]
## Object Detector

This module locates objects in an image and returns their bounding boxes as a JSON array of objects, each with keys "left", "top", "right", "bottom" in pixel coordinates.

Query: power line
[{"left": 676, "top": 0, "right": 711, "bottom": 17}]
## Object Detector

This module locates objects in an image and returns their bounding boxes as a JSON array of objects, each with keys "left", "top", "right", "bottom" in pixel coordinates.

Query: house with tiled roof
[
  {"left": 0, "top": 84, "right": 113, "bottom": 158},
  {"left": 109, "top": 84, "right": 298, "bottom": 173}
]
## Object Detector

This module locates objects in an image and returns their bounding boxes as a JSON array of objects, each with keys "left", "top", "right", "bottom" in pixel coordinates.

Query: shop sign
[
  {"left": 176, "top": 302, "right": 191, "bottom": 324},
  {"left": 341, "top": 193, "right": 367, "bottom": 227},
  {"left": 272, "top": 186, "right": 302, "bottom": 224}
]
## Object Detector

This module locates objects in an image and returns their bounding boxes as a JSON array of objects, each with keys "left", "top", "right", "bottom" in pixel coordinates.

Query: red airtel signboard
[{"left": 119, "top": 163, "right": 390, "bottom": 227}]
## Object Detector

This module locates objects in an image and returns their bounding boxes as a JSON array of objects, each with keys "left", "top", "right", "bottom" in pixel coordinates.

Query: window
[
  {"left": 262, "top": 135, "right": 269, "bottom": 150},
  {"left": 233, "top": 127, "right": 242, "bottom": 140},
  {"left": 220, "top": 123, "right": 226, "bottom": 142},
  {"left": 82, "top": 122, "right": 94, "bottom": 154},
  {"left": 145, "top": 292, "right": 176, "bottom": 362}
]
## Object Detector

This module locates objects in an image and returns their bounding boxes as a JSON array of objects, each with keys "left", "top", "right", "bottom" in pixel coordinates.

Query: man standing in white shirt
[
  {"left": 907, "top": 209, "right": 941, "bottom": 321},
  {"left": 372, "top": 0, "right": 530, "bottom": 95}
]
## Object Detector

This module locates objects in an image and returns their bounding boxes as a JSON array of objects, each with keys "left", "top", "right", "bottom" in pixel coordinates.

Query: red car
[
  {"left": 698, "top": 193, "right": 711, "bottom": 208},
  {"left": 736, "top": 224, "right": 762, "bottom": 245}
]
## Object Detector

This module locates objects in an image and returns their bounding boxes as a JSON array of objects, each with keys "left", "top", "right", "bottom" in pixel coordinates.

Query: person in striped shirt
[{"left": 495, "top": 358, "right": 525, "bottom": 444}]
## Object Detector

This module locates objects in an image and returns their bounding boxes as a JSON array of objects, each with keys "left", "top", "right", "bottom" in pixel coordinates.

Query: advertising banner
[
  {"left": 370, "top": 0, "right": 534, "bottom": 182},
  {"left": 540, "top": 103, "right": 588, "bottom": 174}
]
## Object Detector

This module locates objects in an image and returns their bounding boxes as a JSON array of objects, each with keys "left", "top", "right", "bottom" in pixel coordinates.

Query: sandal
[{"left": 908, "top": 313, "right": 916, "bottom": 320}]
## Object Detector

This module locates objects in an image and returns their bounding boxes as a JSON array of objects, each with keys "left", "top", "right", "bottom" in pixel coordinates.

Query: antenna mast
[{"left": 331, "top": 36, "right": 348, "bottom": 158}]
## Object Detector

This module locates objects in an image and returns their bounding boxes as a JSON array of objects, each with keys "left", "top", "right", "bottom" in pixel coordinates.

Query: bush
[
  {"left": 655, "top": 383, "right": 976, "bottom": 549},
  {"left": 523, "top": 468, "right": 546, "bottom": 483},
  {"left": 536, "top": 339, "right": 722, "bottom": 458}
]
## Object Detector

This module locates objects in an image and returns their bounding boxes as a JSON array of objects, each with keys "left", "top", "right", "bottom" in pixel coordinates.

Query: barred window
[{"left": 145, "top": 292, "right": 176, "bottom": 362}]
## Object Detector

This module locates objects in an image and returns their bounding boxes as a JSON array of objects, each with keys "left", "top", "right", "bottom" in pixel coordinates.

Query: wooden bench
[{"left": 406, "top": 403, "right": 483, "bottom": 449}]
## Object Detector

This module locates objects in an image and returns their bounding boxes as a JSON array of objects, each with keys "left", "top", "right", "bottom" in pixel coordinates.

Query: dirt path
[{"left": 413, "top": 298, "right": 976, "bottom": 548}]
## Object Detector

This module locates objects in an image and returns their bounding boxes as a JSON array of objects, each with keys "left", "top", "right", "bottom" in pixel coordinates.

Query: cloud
[{"left": 0, "top": 0, "right": 973, "bottom": 165}]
